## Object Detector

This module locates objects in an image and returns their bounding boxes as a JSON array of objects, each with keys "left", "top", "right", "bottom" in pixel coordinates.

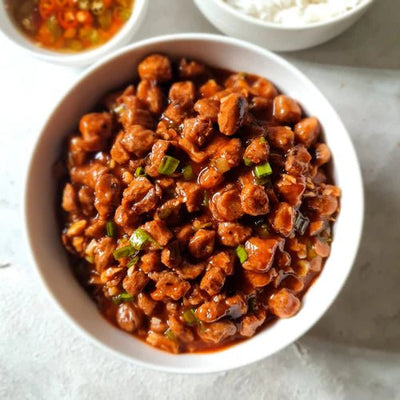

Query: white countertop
[{"left": 1, "top": 0, "right": 400, "bottom": 399}]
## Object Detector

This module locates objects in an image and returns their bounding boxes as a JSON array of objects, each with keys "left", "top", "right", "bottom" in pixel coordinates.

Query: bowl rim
[
  {"left": 210, "top": 0, "right": 375, "bottom": 30},
  {"left": 23, "top": 32, "right": 364, "bottom": 374},
  {"left": 0, "top": 0, "right": 148, "bottom": 65}
]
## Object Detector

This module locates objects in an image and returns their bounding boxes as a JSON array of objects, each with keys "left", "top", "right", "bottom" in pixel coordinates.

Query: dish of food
[
  {"left": 224, "top": 0, "right": 365, "bottom": 26},
  {"left": 5, "top": 0, "right": 134, "bottom": 52},
  {"left": 58, "top": 52, "right": 340, "bottom": 354},
  {"left": 194, "top": 0, "right": 374, "bottom": 51}
]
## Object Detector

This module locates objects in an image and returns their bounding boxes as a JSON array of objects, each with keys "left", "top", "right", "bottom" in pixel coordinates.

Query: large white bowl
[
  {"left": 0, "top": 0, "right": 148, "bottom": 66},
  {"left": 194, "top": 0, "right": 375, "bottom": 51},
  {"left": 24, "top": 33, "right": 364, "bottom": 373}
]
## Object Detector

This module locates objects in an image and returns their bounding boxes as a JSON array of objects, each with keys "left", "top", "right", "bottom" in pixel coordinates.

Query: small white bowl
[
  {"left": 24, "top": 33, "right": 364, "bottom": 373},
  {"left": 0, "top": 0, "right": 148, "bottom": 66},
  {"left": 194, "top": 0, "right": 375, "bottom": 51}
]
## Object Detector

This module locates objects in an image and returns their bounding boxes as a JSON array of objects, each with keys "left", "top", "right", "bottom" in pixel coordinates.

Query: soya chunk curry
[{"left": 59, "top": 54, "right": 340, "bottom": 353}]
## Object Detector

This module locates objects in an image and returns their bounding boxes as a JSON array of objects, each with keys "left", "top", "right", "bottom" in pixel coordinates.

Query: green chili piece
[{"left": 113, "top": 245, "right": 135, "bottom": 260}]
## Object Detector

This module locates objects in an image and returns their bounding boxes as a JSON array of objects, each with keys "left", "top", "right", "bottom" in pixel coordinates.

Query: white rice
[{"left": 225, "top": 0, "right": 365, "bottom": 26}]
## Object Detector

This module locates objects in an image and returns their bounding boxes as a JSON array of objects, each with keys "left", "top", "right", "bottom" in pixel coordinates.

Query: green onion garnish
[
  {"left": 127, "top": 256, "right": 139, "bottom": 268},
  {"left": 182, "top": 309, "right": 200, "bottom": 326},
  {"left": 202, "top": 191, "right": 209, "bottom": 206},
  {"left": 106, "top": 221, "right": 116, "bottom": 238},
  {"left": 194, "top": 222, "right": 212, "bottom": 231},
  {"left": 164, "top": 328, "right": 177, "bottom": 341},
  {"left": 254, "top": 162, "right": 272, "bottom": 178},
  {"left": 182, "top": 165, "right": 194, "bottom": 181},
  {"left": 236, "top": 245, "right": 248, "bottom": 264},
  {"left": 243, "top": 157, "right": 253, "bottom": 167},
  {"left": 113, "top": 245, "right": 136, "bottom": 260},
  {"left": 257, "top": 224, "right": 270, "bottom": 238},
  {"left": 129, "top": 228, "right": 161, "bottom": 250},
  {"left": 158, "top": 155, "right": 180, "bottom": 176},
  {"left": 294, "top": 211, "right": 310, "bottom": 236},
  {"left": 248, "top": 297, "right": 257, "bottom": 312},
  {"left": 307, "top": 243, "right": 317, "bottom": 259},
  {"left": 112, "top": 292, "right": 133, "bottom": 305},
  {"left": 135, "top": 167, "right": 146, "bottom": 177},
  {"left": 113, "top": 103, "right": 126, "bottom": 115},
  {"left": 259, "top": 137, "right": 266, "bottom": 143},
  {"left": 85, "top": 255, "right": 94, "bottom": 264}
]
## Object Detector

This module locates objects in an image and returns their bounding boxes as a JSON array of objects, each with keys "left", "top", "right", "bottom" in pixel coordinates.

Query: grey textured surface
[{"left": 1, "top": 0, "right": 400, "bottom": 399}]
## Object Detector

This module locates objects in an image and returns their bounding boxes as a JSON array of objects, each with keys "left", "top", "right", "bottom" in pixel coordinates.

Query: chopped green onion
[
  {"left": 183, "top": 309, "right": 200, "bottom": 326},
  {"left": 115, "top": 6, "right": 131, "bottom": 21},
  {"left": 211, "top": 158, "right": 230, "bottom": 173},
  {"left": 239, "top": 72, "right": 247, "bottom": 78},
  {"left": 127, "top": 256, "right": 139, "bottom": 268},
  {"left": 307, "top": 244, "right": 317, "bottom": 260},
  {"left": 129, "top": 228, "right": 161, "bottom": 250},
  {"left": 45, "top": 15, "right": 62, "bottom": 39},
  {"left": 236, "top": 245, "right": 248, "bottom": 264},
  {"left": 112, "top": 292, "right": 133, "bottom": 305},
  {"left": 248, "top": 297, "right": 258, "bottom": 312},
  {"left": 85, "top": 255, "right": 94, "bottom": 264},
  {"left": 135, "top": 167, "right": 146, "bottom": 177},
  {"left": 254, "top": 162, "right": 272, "bottom": 178},
  {"left": 106, "top": 221, "right": 116, "bottom": 238},
  {"left": 79, "top": 0, "right": 90, "bottom": 10},
  {"left": 194, "top": 222, "right": 212, "bottom": 231},
  {"left": 113, "top": 245, "right": 135, "bottom": 260},
  {"left": 164, "top": 328, "right": 177, "bottom": 341},
  {"left": 202, "top": 191, "right": 209, "bottom": 206},
  {"left": 243, "top": 157, "right": 253, "bottom": 167},
  {"left": 256, "top": 175, "right": 271, "bottom": 186},
  {"left": 158, "top": 155, "right": 180, "bottom": 176},
  {"left": 113, "top": 103, "right": 126, "bottom": 115},
  {"left": 198, "top": 321, "right": 206, "bottom": 332},
  {"left": 257, "top": 224, "right": 270, "bottom": 238},
  {"left": 65, "top": 39, "right": 83, "bottom": 51},
  {"left": 294, "top": 212, "right": 310, "bottom": 236},
  {"left": 182, "top": 165, "right": 194, "bottom": 181},
  {"left": 259, "top": 137, "right": 266, "bottom": 143}
]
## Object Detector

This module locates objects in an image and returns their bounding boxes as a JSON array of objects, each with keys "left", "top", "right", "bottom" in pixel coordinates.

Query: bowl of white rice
[{"left": 194, "top": 0, "right": 375, "bottom": 51}]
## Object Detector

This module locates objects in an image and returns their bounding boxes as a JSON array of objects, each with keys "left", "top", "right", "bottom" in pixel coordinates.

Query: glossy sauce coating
[{"left": 59, "top": 54, "right": 340, "bottom": 353}]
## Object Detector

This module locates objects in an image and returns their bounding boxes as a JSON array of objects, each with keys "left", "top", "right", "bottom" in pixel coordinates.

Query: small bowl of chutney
[{"left": 1, "top": 0, "right": 148, "bottom": 66}]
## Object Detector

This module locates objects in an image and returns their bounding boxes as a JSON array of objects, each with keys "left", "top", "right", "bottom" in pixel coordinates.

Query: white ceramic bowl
[
  {"left": 0, "top": 0, "right": 148, "bottom": 66},
  {"left": 194, "top": 0, "right": 375, "bottom": 51},
  {"left": 24, "top": 33, "right": 364, "bottom": 373}
]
